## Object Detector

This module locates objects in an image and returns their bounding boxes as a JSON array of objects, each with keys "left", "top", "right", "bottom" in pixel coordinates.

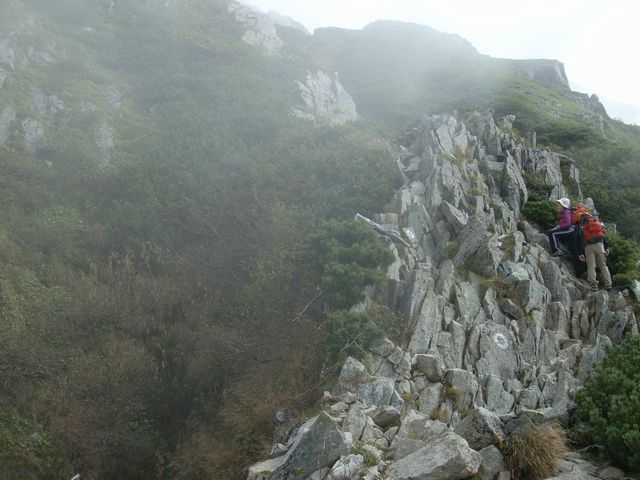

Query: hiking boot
[
  {"left": 551, "top": 250, "right": 563, "bottom": 257},
  {"left": 590, "top": 282, "right": 598, "bottom": 291}
]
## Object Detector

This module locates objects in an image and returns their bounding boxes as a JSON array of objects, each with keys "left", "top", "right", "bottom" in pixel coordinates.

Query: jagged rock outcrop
[
  {"left": 292, "top": 71, "right": 358, "bottom": 127},
  {"left": 228, "top": 2, "right": 284, "bottom": 55},
  {"left": 515, "top": 59, "right": 570, "bottom": 90},
  {"left": 249, "top": 110, "right": 638, "bottom": 480}
]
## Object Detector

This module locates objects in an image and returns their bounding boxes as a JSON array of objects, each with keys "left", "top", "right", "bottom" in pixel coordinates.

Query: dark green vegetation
[
  {"left": 1, "top": 1, "right": 640, "bottom": 478},
  {"left": 305, "top": 219, "right": 394, "bottom": 309},
  {"left": 305, "top": 219, "right": 394, "bottom": 360},
  {"left": 573, "top": 335, "right": 640, "bottom": 472},
  {"left": 606, "top": 232, "right": 640, "bottom": 284},
  {"left": 0, "top": 1, "right": 398, "bottom": 478},
  {"left": 522, "top": 200, "right": 559, "bottom": 228}
]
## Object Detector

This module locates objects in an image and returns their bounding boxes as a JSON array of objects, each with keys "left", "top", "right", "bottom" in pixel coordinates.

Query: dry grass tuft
[{"left": 504, "top": 422, "right": 570, "bottom": 480}]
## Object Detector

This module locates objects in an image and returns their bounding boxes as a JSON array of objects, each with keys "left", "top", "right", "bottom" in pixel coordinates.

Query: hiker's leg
[
  {"left": 585, "top": 244, "right": 597, "bottom": 284},
  {"left": 593, "top": 243, "right": 612, "bottom": 287},
  {"left": 548, "top": 230, "right": 559, "bottom": 252},
  {"left": 552, "top": 226, "right": 575, "bottom": 252}
]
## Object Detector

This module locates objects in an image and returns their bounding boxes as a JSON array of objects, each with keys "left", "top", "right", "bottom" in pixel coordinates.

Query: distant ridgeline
[{"left": 0, "top": 1, "right": 639, "bottom": 479}]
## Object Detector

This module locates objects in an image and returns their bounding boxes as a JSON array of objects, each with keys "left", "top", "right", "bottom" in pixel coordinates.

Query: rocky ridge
[
  {"left": 248, "top": 111, "right": 639, "bottom": 480},
  {"left": 292, "top": 71, "right": 358, "bottom": 126}
]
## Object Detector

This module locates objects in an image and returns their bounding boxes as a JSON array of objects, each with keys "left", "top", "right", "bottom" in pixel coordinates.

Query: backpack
[
  {"left": 583, "top": 218, "right": 606, "bottom": 243},
  {"left": 572, "top": 205, "right": 593, "bottom": 225}
]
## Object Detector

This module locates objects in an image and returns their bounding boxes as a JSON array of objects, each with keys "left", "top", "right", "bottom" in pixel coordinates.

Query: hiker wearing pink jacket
[{"left": 547, "top": 198, "right": 575, "bottom": 256}]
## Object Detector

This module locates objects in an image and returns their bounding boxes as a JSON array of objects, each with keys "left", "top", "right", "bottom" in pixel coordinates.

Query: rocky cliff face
[
  {"left": 248, "top": 111, "right": 638, "bottom": 480},
  {"left": 514, "top": 59, "right": 570, "bottom": 90},
  {"left": 292, "top": 71, "right": 358, "bottom": 126}
]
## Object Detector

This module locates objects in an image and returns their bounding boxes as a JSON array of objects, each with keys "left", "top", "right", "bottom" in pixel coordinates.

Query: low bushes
[
  {"left": 522, "top": 200, "right": 558, "bottom": 227},
  {"left": 325, "top": 310, "right": 384, "bottom": 361},
  {"left": 572, "top": 335, "right": 640, "bottom": 472},
  {"left": 606, "top": 231, "right": 640, "bottom": 283}
]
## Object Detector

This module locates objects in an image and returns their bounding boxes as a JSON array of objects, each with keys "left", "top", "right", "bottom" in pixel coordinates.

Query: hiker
[
  {"left": 547, "top": 198, "right": 574, "bottom": 256},
  {"left": 578, "top": 216, "right": 612, "bottom": 291},
  {"left": 570, "top": 204, "right": 595, "bottom": 278}
]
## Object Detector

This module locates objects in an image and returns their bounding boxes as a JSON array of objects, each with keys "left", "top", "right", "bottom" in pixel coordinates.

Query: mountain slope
[
  {"left": 285, "top": 19, "right": 640, "bottom": 236},
  {"left": 0, "top": 1, "right": 639, "bottom": 478}
]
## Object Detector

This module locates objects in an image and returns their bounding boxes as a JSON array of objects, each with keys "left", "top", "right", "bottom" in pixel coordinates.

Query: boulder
[
  {"left": 247, "top": 456, "right": 286, "bottom": 480},
  {"left": 414, "top": 353, "right": 445, "bottom": 382},
  {"left": 417, "top": 383, "right": 444, "bottom": 418},
  {"left": 334, "top": 357, "right": 368, "bottom": 393},
  {"left": 389, "top": 410, "right": 447, "bottom": 459},
  {"left": 269, "top": 412, "right": 351, "bottom": 479},
  {"left": 385, "top": 431, "right": 481, "bottom": 480},
  {"left": 484, "top": 375, "right": 515, "bottom": 415},
  {"left": 326, "top": 454, "right": 365, "bottom": 480},
  {"left": 367, "top": 405, "right": 401, "bottom": 430},
  {"left": 478, "top": 445, "right": 505, "bottom": 480},
  {"left": 443, "top": 369, "right": 479, "bottom": 411},
  {"left": 454, "top": 407, "right": 504, "bottom": 450},
  {"left": 475, "top": 323, "right": 519, "bottom": 380},
  {"left": 357, "top": 377, "right": 396, "bottom": 408},
  {"left": 440, "top": 201, "right": 469, "bottom": 231},
  {"left": 342, "top": 404, "right": 367, "bottom": 440}
]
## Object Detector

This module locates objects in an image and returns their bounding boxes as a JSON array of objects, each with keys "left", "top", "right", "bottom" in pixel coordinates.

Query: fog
[{"left": 246, "top": 0, "right": 640, "bottom": 125}]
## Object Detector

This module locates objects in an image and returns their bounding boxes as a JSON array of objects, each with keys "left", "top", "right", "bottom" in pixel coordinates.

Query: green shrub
[
  {"left": 612, "top": 273, "right": 635, "bottom": 287},
  {"left": 606, "top": 231, "right": 640, "bottom": 277},
  {"left": 325, "top": 310, "right": 384, "bottom": 361},
  {"left": 523, "top": 173, "right": 555, "bottom": 199},
  {"left": 306, "top": 220, "right": 394, "bottom": 309},
  {"left": 572, "top": 335, "right": 640, "bottom": 472},
  {"left": 522, "top": 201, "right": 558, "bottom": 227}
]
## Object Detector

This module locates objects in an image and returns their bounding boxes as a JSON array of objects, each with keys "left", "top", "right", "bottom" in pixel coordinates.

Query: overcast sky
[{"left": 246, "top": 0, "right": 640, "bottom": 125}]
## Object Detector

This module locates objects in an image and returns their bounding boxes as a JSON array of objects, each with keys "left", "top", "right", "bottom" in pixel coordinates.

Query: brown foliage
[
  {"left": 170, "top": 322, "right": 325, "bottom": 479},
  {"left": 504, "top": 422, "right": 570, "bottom": 480},
  {"left": 34, "top": 335, "right": 159, "bottom": 479},
  {"left": 170, "top": 432, "right": 249, "bottom": 480}
]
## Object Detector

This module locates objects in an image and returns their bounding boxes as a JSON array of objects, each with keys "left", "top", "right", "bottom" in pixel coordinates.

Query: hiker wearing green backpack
[{"left": 577, "top": 215, "right": 612, "bottom": 291}]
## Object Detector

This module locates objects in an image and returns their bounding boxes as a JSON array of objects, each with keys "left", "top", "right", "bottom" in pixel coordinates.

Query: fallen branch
[{"left": 290, "top": 290, "right": 323, "bottom": 322}]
